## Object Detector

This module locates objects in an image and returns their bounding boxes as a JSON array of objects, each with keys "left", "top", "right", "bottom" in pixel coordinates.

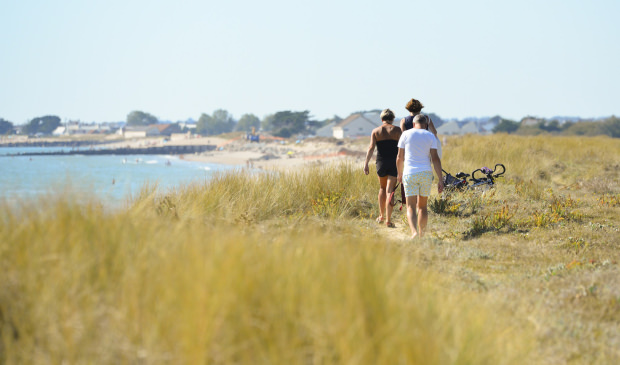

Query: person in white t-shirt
[
  {"left": 399, "top": 98, "right": 442, "bottom": 206},
  {"left": 397, "top": 114, "right": 444, "bottom": 239}
]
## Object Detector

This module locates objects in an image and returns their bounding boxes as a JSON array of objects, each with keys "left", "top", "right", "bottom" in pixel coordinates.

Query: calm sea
[{"left": 0, "top": 147, "right": 235, "bottom": 209}]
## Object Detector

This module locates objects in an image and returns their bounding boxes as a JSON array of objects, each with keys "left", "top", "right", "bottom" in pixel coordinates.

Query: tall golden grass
[
  {"left": 441, "top": 134, "right": 619, "bottom": 184},
  {"left": 1, "top": 134, "right": 619, "bottom": 364},
  {"left": 0, "top": 196, "right": 528, "bottom": 364}
]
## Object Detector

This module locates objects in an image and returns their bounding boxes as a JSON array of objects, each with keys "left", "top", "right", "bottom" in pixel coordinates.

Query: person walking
[
  {"left": 363, "top": 109, "right": 402, "bottom": 228},
  {"left": 398, "top": 99, "right": 442, "bottom": 205},
  {"left": 397, "top": 114, "right": 444, "bottom": 239},
  {"left": 400, "top": 98, "right": 438, "bottom": 136}
]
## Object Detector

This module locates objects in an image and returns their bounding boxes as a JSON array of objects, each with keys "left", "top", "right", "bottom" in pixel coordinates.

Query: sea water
[{"left": 0, "top": 147, "right": 235, "bottom": 209}]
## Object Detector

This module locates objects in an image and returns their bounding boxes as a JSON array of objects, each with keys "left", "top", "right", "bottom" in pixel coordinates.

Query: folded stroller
[
  {"left": 442, "top": 169, "right": 470, "bottom": 191},
  {"left": 442, "top": 164, "right": 506, "bottom": 191},
  {"left": 468, "top": 164, "right": 506, "bottom": 188}
]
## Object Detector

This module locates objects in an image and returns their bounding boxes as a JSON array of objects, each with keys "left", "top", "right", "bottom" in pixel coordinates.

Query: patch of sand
[{"left": 182, "top": 137, "right": 368, "bottom": 171}]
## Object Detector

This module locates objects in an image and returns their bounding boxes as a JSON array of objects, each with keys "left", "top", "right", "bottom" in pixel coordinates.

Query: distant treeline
[
  {"left": 492, "top": 116, "right": 620, "bottom": 138},
  {"left": 2, "top": 111, "right": 618, "bottom": 139},
  {"left": 1, "top": 115, "right": 62, "bottom": 136},
  {"left": 0, "top": 110, "right": 340, "bottom": 139}
]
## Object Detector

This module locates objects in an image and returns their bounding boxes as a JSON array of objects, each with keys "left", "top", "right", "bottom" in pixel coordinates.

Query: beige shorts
[{"left": 403, "top": 171, "right": 434, "bottom": 197}]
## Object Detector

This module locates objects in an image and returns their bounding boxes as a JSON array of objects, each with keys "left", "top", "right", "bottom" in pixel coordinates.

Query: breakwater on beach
[{"left": 4, "top": 144, "right": 216, "bottom": 156}]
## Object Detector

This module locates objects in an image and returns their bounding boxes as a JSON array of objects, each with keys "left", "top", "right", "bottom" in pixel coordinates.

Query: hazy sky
[{"left": 1, "top": 0, "right": 618, "bottom": 124}]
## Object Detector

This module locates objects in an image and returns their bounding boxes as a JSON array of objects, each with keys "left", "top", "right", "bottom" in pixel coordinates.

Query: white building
[
  {"left": 436, "top": 121, "right": 485, "bottom": 135},
  {"left": 460, "top": 121, "right": 480, "bottom": 134},
  {"left": 332, "top": 112, "right": 379, "bottom": 139},
  {"left": 120, "top": 126, "right": 149, "bottom": 139},
  {"left": 437, "top": 121, "right": 462, "bottom": 135},
  {"left": 52, "top": 126, "right": 66, "bottom": 136},
  {"left": 315, "top": 122, "right": 336, "bottom": 137},
  {"left": 58, "top": 120, "right": 110, "bottom": 135},
  {"left": 521, "top": 116, "right": 544, "bottom": 126}
]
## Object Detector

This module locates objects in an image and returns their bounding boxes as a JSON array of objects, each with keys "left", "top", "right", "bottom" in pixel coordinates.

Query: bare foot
[{"left": 411, "top": 232, "right": 419, "bottom": 239}]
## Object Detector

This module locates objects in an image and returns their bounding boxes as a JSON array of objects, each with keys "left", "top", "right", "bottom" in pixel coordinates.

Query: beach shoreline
[{"left": 1, "top": 134, "right": 369, "bottom": 171}]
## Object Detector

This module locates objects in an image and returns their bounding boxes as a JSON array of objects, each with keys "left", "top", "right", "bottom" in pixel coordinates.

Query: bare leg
[
  {"left": 417, "top": 196, "right": 429, "bottom": 237},
  {"left": 385, "top": 176, "right": 397, "bottom": 226},
  {"left": 406, "top": 195, "right": 418, "bottom": 238},
  {"left": 378, "top": 188, "right": 386, "bottom": 221},
  {"left": 377, "top": 176, "right": 388, "bottom": 222}
]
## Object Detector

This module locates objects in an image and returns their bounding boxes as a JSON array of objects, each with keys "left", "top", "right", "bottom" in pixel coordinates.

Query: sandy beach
[
  {"left": 2, "top": 134, "right": 369, "bottom": 171},
  {"left": 93, "top": 134, "right": 368, "bottom": 170},
  {"left": 180, "top": 136, "right": 368, "bottom": 171}
]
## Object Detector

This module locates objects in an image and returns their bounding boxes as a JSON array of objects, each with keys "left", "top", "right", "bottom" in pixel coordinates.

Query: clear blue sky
[{"left": 1, "top": 0, "right": 618, "bottom": 124}]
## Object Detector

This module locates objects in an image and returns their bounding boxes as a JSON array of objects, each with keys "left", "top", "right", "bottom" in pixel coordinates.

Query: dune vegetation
[{"left": 1, "top": 134, "right": 618, "bottom": 364}]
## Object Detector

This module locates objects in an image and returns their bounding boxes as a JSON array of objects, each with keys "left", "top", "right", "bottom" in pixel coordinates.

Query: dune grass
[
  {"left": 0, "top": 197, "right": 528, "bottom": 364},
  {"left": 1, "top": 134, "right": 619, "bottom": 364}
]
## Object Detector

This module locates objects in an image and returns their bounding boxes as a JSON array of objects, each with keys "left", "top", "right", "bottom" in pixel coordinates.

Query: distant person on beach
[
  {"left": 363, "top": 109, "right": 402, "bottom": 228},
  {"left": 397, "top": 114, "right": 444, "bottom": 239}
]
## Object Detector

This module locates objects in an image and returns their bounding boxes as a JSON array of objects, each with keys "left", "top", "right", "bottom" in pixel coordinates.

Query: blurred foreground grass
[{"left": 1, "top": 134, "right": 619, "bottom": 364}]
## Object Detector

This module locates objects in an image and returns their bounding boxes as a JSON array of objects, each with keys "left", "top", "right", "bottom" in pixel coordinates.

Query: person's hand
[
  {"left": 363, "top": 163, "right": 369, "bottom": 175},
  {"left": 397, "top": 173, "right": 402, "bottom": 184},
  {"left": 438, "top": 180, "right": 444, "bottom": 194}
]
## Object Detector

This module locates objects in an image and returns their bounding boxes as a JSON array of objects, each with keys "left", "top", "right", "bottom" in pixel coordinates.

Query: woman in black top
[
  {"left": 363, "top": 109, "right": 402, "bottom": 228},
  {"left": 400, "top": 98, "right": 437, "bottom": 134}
]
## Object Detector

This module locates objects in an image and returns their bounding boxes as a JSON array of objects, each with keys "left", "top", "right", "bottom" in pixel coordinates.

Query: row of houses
[
  {"left": 52, "top": 121, "right": 190, "bottom": 138},
  {"left": 52, "top": 121, "right": 116, "bottom": 135},
  {"left": 118, "top": 124, "right": 183, "bottom": 138},
  {"left": 436, "top": 118, "right": 499, "bottom": 135},
  {"left": 315, "top": 113, "right": 502, "bottom": 139}
]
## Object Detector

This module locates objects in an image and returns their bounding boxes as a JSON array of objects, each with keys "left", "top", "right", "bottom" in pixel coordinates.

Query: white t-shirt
[
  {"left": 397, "top": 129, "right": 438, "bottom": 175},
  {"left": 435, "top": 136, "right": 442, "bottom": 159}
]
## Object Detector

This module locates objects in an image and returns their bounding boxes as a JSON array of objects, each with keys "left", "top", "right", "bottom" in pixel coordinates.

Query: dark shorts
[{"left": 376, "top": 160, "right": 398, "bottom": 178}]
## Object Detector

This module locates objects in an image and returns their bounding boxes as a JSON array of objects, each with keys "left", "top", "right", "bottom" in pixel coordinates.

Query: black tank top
[
  {"left": 404, "top": 115, "right": 431, "bottom": 131},
  {"left": 403, "top": 115, "right": 414, "bottom": 131},
  {"left": 376, "top": 140, "right": 398, "bottom": 163}
]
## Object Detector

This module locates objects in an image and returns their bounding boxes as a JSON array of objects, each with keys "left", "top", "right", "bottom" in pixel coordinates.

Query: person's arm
[
  {"left": 428, "top": 117, "right": 438, "bottom": 136},
  {"left": 400, "top": 118, "right": 406, "bottom": 131},
  {"left": 430, "top": 149, "right": 443, "bottom": 193},
  {"left": 363, "top": 132, "right": 377, "bottom": 175},
  {"left": 396, "top": 147, "right": 405, "bottom": 184}
]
